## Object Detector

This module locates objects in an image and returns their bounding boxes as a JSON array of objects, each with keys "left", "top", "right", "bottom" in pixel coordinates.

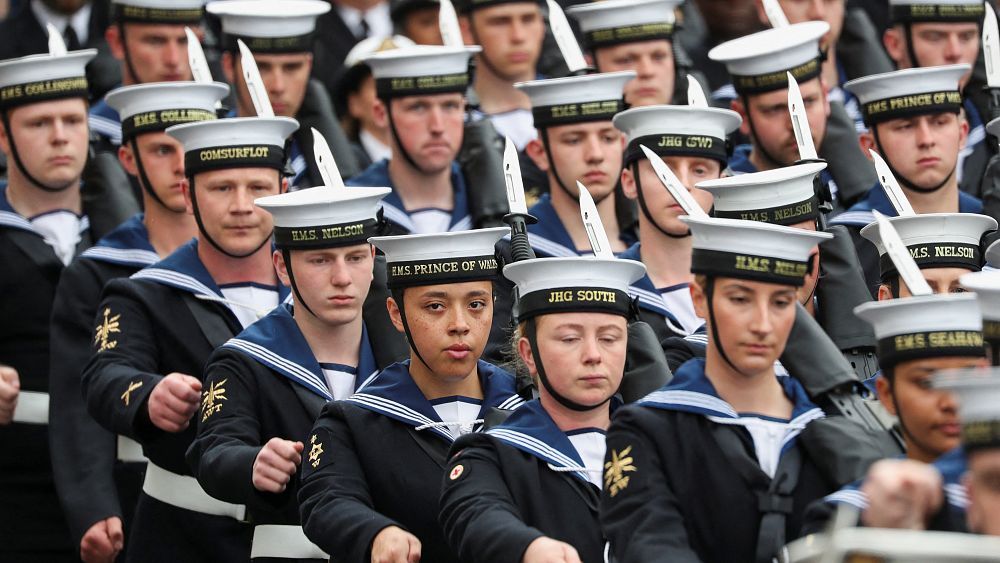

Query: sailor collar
[
  {"left": 524, "top": 194, "right": 636, "bottom": 258},
  {"left": 222, "top": 303, "right": 379, "bottom": 401},
  {"left": 345, "top": 359, "right": 524, "bottom": 442},
  {"left": 618, "top": 243, "right": 687, "bottom": 333},
  {"left": 832, "top": 183, "right": 983, "bottom": 227},
  {"left": 349, "top": 159, "right": 473, "bottom": 233},
  {"left": 79, "top": 213, "right": 160, "bottom": 267},
  {"left": 488, "top": 399, "right": 609, "bottom": 484},
  {"left": 0, "top": 184, "right": 90, "bottom": 238}
]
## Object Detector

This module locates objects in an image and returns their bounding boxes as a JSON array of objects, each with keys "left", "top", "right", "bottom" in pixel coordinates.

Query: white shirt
[
  {"left": 658, "top": 283, "right": 702, "bottom": 335},
  {"left": 431, "top": 396, "right": 482, "bottom": 436},
  {"left": 335, "top": 1, "right": 391, "bottom": 39},
  {"left": 30, "top": 210, "right": 81, "bottom": 266},
  {"left": 485, "top": 109, "right": 536, "bottom": 151},
  {"left": 359, "top": 129, "right": 391, "bottom": 164},
  {"left": 567, "top": 428, "right": 607, "bottom": 489},
  {"left": 320, "top": 362, "right": 358, "bottom": 400},
  {"left": 409, "top": 208, "right": 452, "bottom": 234},
  {"left": 219, "top": 284, "right": 279, "bottom": 329},
  {"left": 738, "top": 416, "right": 798, "bottom": 479},
  {"left": 31, "top": 0, "right": 91, "bottom": 45}
]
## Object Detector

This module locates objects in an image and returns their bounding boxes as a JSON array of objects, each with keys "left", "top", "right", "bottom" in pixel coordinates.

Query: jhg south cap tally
[
  {"left": 889, "top": 0, "right": 986, "bottom": 23},
  {"left": 860, "top": 213, "right": 996, "bottom": 283},
  {"left": 708, "top": 21, "right": 828, "bottom": 96},
  {"left": 371, "top": 227, "right": 508, "bottom": 288},
  {"left": 934, "top": 367, "right": 1000, "bottom": 453},
  {"left": 106, "top": 81, "right": 230, "bottom": 142},
  {"left": 111, "top": 0, "right": 206, "bottom": 25},
  {"left": 166, "top": 116, "right": 299, "bottom": 176},
  {"left": 844, "top": 64, "right": 968, "bottom": 127},
  {"left": 855, "top": 293, "right": 984, "bottom": 369},
  {"left": 256, "top": 187, "right": 391, "bottom": 250},
  {"left": 207, "top": 0, "right": 330, "bottom": 53},
  {"left": 682, "top": 215, "right": 832, "bottom": 286},
  {"left": 613, "top": 104, "right": 741, "bottom": 167},
  {"left": 696, "top": 162, "right": 827, "bottom": 226},
  {"left": 503, "top": 257, "right": 646, "bottom": 321},
  {"left": 516, "top": 71, "right": 635, "bottom": 129},
  {"left": 566, "top": 0, "right": 682, "bottom": 51},
  {"left": 0, "top": 49, "right": 97, "bottom": 109},
  {"left": 364, "top": 45, "right": 481, "bottom": 99}
]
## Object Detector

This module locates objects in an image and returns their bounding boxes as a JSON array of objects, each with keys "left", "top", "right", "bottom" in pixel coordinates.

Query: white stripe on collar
[
  {"left": 497, "top": 394, "right": 525, "bottom": 411},
  {"left": 80, "top": 246, "right": 159, "bottom": 266},
  {"left": 640, "top": 389, "right": 739, "bottom": 418},
  {"left": 380, "top": 202, "right": 416, "bottom": 232},
  {"left": 628, "top": 284, "right": 688, "bottom": 335},
  {"left": 527, "top": 233, "right": 579, "bottom": 257},
  {"left": 346, "top": 392, "right": 456, "bottom": 441},
  {"left": 450, "top": 215, "right": 473, "bottom": 232},
  {"left": 707, "top": 406, "right": 824, "bottom": 450},
  {"left": 223, "top": 338, "right": 333, "bottom": 401},
  {"left": 829, "top": 211, "right": 875, "bottom": 227},
  {"left": 824, "top": 488, "right": 868, "bottom": 509},
  {"left": 131, "top": 267, "right": 219, "bottom": 299},
  {"left": 0, "top": 210, "right": 90, "bottom": 237},
  {"left": 487, "top": 428, "right": 589, "bottom": 482},
  {"left": 89, "top": 115, "right": 123, "bottom": 144}
]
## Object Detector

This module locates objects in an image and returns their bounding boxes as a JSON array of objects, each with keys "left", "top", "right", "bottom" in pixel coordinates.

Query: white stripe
[
  {"left": 450, "top": 215, "right": 473, "bottom": 231},
  {"left": 356, "top": 369, "right": 381, "bottom": 391},
  {"left": 824, "top": 489, "right": 869, "bottom": 509},
  {"left": 829, "top": 211, "right": 875, "bottom": 227},
  {"left": 132, "top": 267, "right": 218, "bottom": 298},
  {"left": 712, "top": 84, "right": 737, "bottom": 101},
  {"left": 0, "top": 210, "right": 35, "bottom": 232},
  {"left": 497, "top": 394, "right": 525, "bottom": 410},
  {"left": 640, "top": 389, "right": 739, "bottom": 418},
  {"left": 488, "top": 428, "right": 588, "bottom": 481},
  {"left": 80, "top": 246, "right": 159, "bottom": 266},
  {"left": 347, "top": 393, "right": 454, "bottom": 441},
  {"left": 380, "top": 202, "right": 416, "bottom": 232},
  {"left": 944, "top": 483, "right": 969, "bottom": 508},
  {"left": 89, "top": 115, "right": 122, "bottom": 144},
  {"left": 223, "top": 339, "right": 332, "bottom": 400},
  {"left": 528, "top": 234, "right": 579, "bottom": 257}
]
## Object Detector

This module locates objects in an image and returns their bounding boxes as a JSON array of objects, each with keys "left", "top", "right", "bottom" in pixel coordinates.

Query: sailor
[
  {"left": 963, "top": 260, "right": 1000, "bottom": 363},
  {"left": 208, "top": 0, "right": 362, "bottom": 188},
  {"left": 0, "top": 45, "right": 98, "bottom": 561},
  {"left": 347, "top": 44, "right": 485, "bottom": 234},
  {"left": 566, "top": 0, "right": 683, "bottom": 107},
  {"left": 81, "top": 115, "right": 298, "bottom": 562},
  {"left": 188, "top": 186, "right": 406, "bottom": 562},
  {"left": 613, "top": 102, "right": 742, "bottom": 338},
  {"left": 516, "top": 71, "right": 637, "bottom": 256},
  {"left": 600, "top": 216, "right": 841, "bottom": 563},
  {"left": 49, "top": 80, "right": 226, "bottom": 563},
  {"left": 440, "top": 252, "right": 645, "bottom": 563},
  {"left": 298, "top": 227, "right": 525, "bottom": 563},
  {"left": 390, "top": 0, "right": 443, "bottom": 44}
]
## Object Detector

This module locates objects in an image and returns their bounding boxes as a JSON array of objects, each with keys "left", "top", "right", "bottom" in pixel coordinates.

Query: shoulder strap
[{"left": 180, "top": 292, "right": 238, "bottom": 349}]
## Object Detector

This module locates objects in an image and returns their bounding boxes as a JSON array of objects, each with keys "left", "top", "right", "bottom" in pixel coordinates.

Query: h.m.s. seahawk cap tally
[
  {"left": 111, "top": 0, "right": 206, "bottom": 25},
  {"left": 889, "top": 0, "right": 985, "bottom": 23},
  {"left": 166, "top": 116, "right": 299, "bottom": 176},
  {"left": 855, "top": 293, "right": 984, "bottom": 369},
  {"left": 613, "top": 104, "right": 742, "bottom": 167},
  {"left": 844, "top": 64, "right": 968, "bottom": 127},
  {"left": 207, "top": 0, "right": 330, "bottom": 53},
  {"left": 682, "top": 216, "right": 833, "bottom": 286},
  {"left": 516, "top": 71, "right": 635, "bottom": 128},
  {"left": 935, "top": 366, "right": 1000, "bottom": 453},
  {"left": 255, "top": 187, "right": 391, "bottom": 250},
  {"left": 960, "top": 270, "right": 1000, "bottom": 364},
  {"left": 860, "top": 213, "right": 997, "bottom": 283},
  {"left": 503, "top": 257, "right": 646, "bottom": 321},
  {"left": 566, "top": 0, "right": 681, "bottom": 51},
  {"left": 105, "top": 81, "right": 229, "bottom": 143},
  {"left": 371, "top": 227, "right": 508, "bottom": 288},
  {"left": 364, "top": 45, "right": 481, "bottom": 99},
  {"left": 696, "top": 162, "right": 827, "bottom": 226},
  {"left": 708, "top": 21, "right": 828, "bottom": 96},
  {"left": 0, "top": 49, "right": 96, "bottom": 109}
]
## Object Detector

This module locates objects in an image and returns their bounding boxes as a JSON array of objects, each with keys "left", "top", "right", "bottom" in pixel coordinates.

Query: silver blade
[
  {"left": 185, "top": 27, "right": 214, "bottom": 84},
  {"left": 577, "top": 181, "right": 614, "bottom": 259},
  {"left": 639, "top": 145, "right": 710, "bottom": 219},
  {"left": 985, "top": 3, "right": 1000, "bottom": 88},
  {"left": 46, "top": 23, "right": 67, "bottom": 56},
  {"left": 870, "top": 149, "right": 916, "bottom": 216},
  {"left": 502, "top": 137, "right": 528, "bottom": 215},
  {"left": 238, "top": 39, "right": 273, "bottom": 117},
  {"left": 687, "top": 75, "right": 708, "bottom": 107},
  {"left": 787, "top": 72, "right": 818, "bottom": 161},
  {"left": 312, "top": 127, "right": 346, "bottom": 190},
  {"left": 438, "top": 0, "right": 464, "bottom": 49},
  {"left": 546, "top": 0, "right": 588, "bottom": 74},
  {"left": 873, "top": 211, "right": 933, "bottom": 296},
  {"left": 762, "top": 0, "right": 789, "bottom": 28}
]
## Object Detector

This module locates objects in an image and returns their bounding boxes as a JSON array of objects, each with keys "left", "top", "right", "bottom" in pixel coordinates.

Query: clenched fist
[
  {"left": 522, "top": 537, "right": 583, "bottom": 563},
  {"left": 252, "top": 438, "right": 304, "bottom": 493},
  {"left": 147, "top": 373, "right": 201, "bottom": 432},
  {"left": 0, "top": 365, "right": 20, "bottom": 425},
  {"left": 371, "top": 526, "right": 421, "bottom": 563}
]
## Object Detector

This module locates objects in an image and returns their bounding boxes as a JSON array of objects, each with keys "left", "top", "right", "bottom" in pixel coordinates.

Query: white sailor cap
[
  {"left": 785, "top": 527, "right": 1000, "bottom": 562},
  {"left": 935, "top": 365, "right": 1000, "bottom": 452},
  {"left": 708, "top": 21, "right": 828, "bottom": 95},
  {"left": 696, "top": 162, "right": 826, "bottom": 226},
  {"left": 516, "top": 71, "right": 635, "bottom": 129},
  {"left": 960, "top": 271, "right": 1000, "bottom": 360},
  {"left": 566, "top": 0, "right": 682, "bottom": 51},
  {"left": 503, "top": 257, "right": 646, "bottom": 320},
  {"left": 166, "top": 116, "right": 299, "bottom": 175},
  {"left": 889, "top": 0, "right": 986, "bottom": 23},
  {"left": 106, "top": 81, "right": 229, "bottom": 142},
  {"left": 860, "top": 213, "right": 996, "bottom": 283},
  {"left": 207, "top": 0, "right": 330, "bottom": 52},
  {"left": 365, "top": 45, "right": 481, "bottom": 99},
  {"left": 613, "top": 104, "right": 741, "bottom": 166},
  {"left": 344, "top": 35, "right": 416, "bottom": 69},
  {"left": 844, "top": 64, "right": 968, "bottom": 126},
  {"left": 0, "top": 49, "right": 97, "bottom": 109},
  {"left": 371, "top": 227, "right": 508, "bottom": 288},
  {"left": 256, "top": 187, "right": 391, "bottom": 249},
  {"left": 855, "top": 292, "right": 984, "bottom": 368},
  {"left": 682, "top": 215, "right": 832, "bottom": 286},
  {"left": 111, "top": 0, "right": 206, "bottom": 24}
]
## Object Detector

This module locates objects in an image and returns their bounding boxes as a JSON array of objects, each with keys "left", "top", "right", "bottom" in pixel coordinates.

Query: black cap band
[
  {"left": 624, "top": 134, "right": 728, "bottom": 167},
  {"left": 713, "top": 196, "right": 820, "bottom": 226},
  {"left": 375, "top": 73, "right": 470, "bottom": 99},
  {"left": 891, "top": 3, "right": 985, "bottom": 23},
  {"left": 453, "top": 0, "right": 542, "bottom": 14},
  {"left": 878, "top": 242, "right": 981, "bottom": 282},
  {"left": 877, "top": 330, "right": 984, "bottom": 368},
  {"left": 0, "top": 77, "right": 89, "bottom": 109},
  {"left": 112, "top": 4, "right": 204, "bottom": 24},
  {"left": 223, "top": 32, "right": 316, "bottom": 54},
  {"left": 532, "top": 98, "right": 624, "bottom": 128},
  {"left": 962, "top": 419, "right": 1000, "bottom": 452},
  {"left": 185, "top": 144, "right": 286, "bottom": 175},
  {"left": 584, "top": 22, "right": 674, "bottom": 50},
  {"left": 122, "top": 108, "right": 216, "bottom": 141},
  {"left": 692, "top": 248, "right": 810, "bottom": 286},
  {"left": 984, "top": 319, "right": 1000, "bottom": 342},
  {"left": 386, "top": 254, "right": 499, "bottom": 288},
  {"left": 731, "top": 57, "right": 821, "bottom": 95},
  {"left": 274, "top": 218, "right": 379, "bottom": 249},
  {"left": 861, "top": 90, "right": 963, "bottom": 126},
  {"left": 517, "top": 287, "right": 632, "bottom": 320}
]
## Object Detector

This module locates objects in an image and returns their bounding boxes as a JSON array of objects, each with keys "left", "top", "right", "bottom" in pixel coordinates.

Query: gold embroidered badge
[
  {"left": 201, "top": 378, "right": 227, "bottom": 422},
  {"left": 604, "top": 445, "right": 637, "bottom": 497},
  {"left": 94, "top": 307, "right": 121, "bottom": 352},
  {"left": 121, "top": 380, "right": 143, "bottom": 406},
  {"left": 308, "top": 434, "right": 324, "bottom": 468}
]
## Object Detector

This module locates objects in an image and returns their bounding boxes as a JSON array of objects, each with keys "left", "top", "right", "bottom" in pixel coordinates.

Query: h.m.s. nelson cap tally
[
  {"left": 613, "top": 104, "right": 742, "bottom": 167},
  {"left": 566, "top": 0, "right": 682, "bottom": 51},
  {"left": 106, "top": 81, "right": 229, "bottom": 143},
  {"left": 166, "top": 116, "right": 299, "bottom": 176},
  {"left": 111, "top": 0, "right": 206, "bottom": 25},
  {"left": 516, "top": 71, "right": 635, "bottom": 128},
  {"left": 0, "top": 49, "right": 96, "bottom": 109},
  {"left": 844, "top": 64, "right": 968, "bottom": 127},
  {"left": 364, "top": 45, "right": 481, "bottom": 99},
  {"left": 708, "top": 21, "right": 828, "bottom": 96},
  {"left": 503, "top": 257, "right": 646, "bottom": 320},
  {"left": 860, "top": 213, "right": 997, "bottom": 283},
  {"left": 207, "top": 0, "right": 330, "bottom": 53},
  {"left": 696, "top": 162, "right": 827, "bottom": 226},
  {"left": 255, "top": 187, "right": 391, "bottom": 250},
  {"left": 889, "top": 0, "right": 985, "bottom": 23},
  {"left": 371, "top": 227, "right": 508, "bottom": 288}
]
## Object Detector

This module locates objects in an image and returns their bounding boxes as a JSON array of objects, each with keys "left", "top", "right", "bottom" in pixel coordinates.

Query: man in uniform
[
  {"left": 49, "top": 80, "right": 227, "bottom": 563},
  {"left": 81, "top": 114, "right": 297, "bottom": 562},
  {"left": 0, "top": 45, "right": 98, "bottom": 561}
]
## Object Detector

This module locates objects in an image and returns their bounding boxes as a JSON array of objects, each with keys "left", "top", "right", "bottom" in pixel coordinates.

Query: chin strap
[
  {"left": 631, "top": 161, "right": 690, "bottom": 239},
  {"left": 130, "top": 138, "right": 181, "bottom": 212},
  {"left": 283, "top": 248, "right": 318, "bottom": 319},
  {"left": 117, "top": 21, "right": 142, "bottom": 85},
  {"left": 186, "top": 172, "right": 276, "bottom": 259},
  {"left": 385, "top": 102, "right": 426, "bottom": 173},
  {"left": 740, "top": 95, "right": 792, "bottom": 170},
  {"left": 871, "top": 126, "right": 955, "bottom": 194},
  {"left": 390, "top": 288, "right": 433, "bottom": 373},
  {"left": 704, "top": 277, "right": 756, "bottom": 379},
  {"left": 525, "top": 317, "right": 614, "bottom": 412},
  {"left": 2, "top": 111, "right": 74, "bottom": 193}
]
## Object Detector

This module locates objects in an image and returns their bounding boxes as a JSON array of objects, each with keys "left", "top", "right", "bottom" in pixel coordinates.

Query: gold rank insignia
[
  {"left": 94, "top": 307, "right": 121, "bottom": 352},
  {"left": 200, "top": 378, "right": 227, "bottom": 422},
  {"left": 308, "top": 434, "right": 324, "bottom": 468},
  {"left": 121, "top": 380, "right": 143, "bottom": 406},
  {"left": 604, "top": 445, "right": 637, "bottom": 498}
]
